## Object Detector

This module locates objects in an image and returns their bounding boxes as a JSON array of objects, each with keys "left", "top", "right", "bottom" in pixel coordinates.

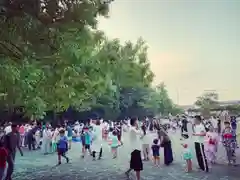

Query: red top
[
  {"left": 223, "top": 133, "right": 232, "bottom": 139},
  {"left": 0, "top": 147, "right": 8, "bottom": 168}
]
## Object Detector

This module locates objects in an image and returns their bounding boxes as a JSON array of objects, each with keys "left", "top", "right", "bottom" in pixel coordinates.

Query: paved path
[{"left": 13, "top": 127, "right": 240, "bottom": 180}]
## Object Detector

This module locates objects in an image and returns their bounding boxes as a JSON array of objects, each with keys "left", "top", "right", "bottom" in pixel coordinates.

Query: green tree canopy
[{"left": 0, "top": 0, "right": 180, "bottom": 120}]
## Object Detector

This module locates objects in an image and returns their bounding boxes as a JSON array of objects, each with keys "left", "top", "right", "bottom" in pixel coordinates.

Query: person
[
  {"left": 181, "top": 117, "right": 189, "bottom": 139},
  {"left": 3, "top": 124, "right": 23, "bottom": 180},
  {"left": 52, "top": 127, "right": 60, "bottom": 153},
  {"left": 4, "top": 123, "right": 11, "bottom": 135},
  {"left": 140, "top": 124, "right": 150, "bottom": 161},
  {"left": 109, "top": 130, "right": 120, "bottom": 158},
  {"left": 0, "top": 140, "right": 8, "bottom": 180},
  {"left": 66, "top": 124, "right": 73, "bottom": 149},
  {"left": 182, "top": 143, "right": 192, "bottom": 172},
  {"left": 82, "top": 127, "right": 92, "bottom": 158},
  {"left": 57, "top": 129, "right": 69, "bottom": 165},
  {"left": 230, "top": 116, "right": 238, "bottom": 148},
  {"left": 91, "top": 120, "right": 103, "bottom": 160},
  {"left": 222, "top": 121, "right": 236, "bottom": 166},
  {"left": 151, "top": 139, "right": 160, "bottom": 166},
  {"left": 193, "top": 115, "right": 208, "bottom": 172},
  {"left": 80, "top": 129, "right": 86, "bottom": 158},
  {"left": 26, "top": 124, "right": 38, "bottom": 151},
  {"left": 18, "top": 125, "right": 25, "bottom": 147},
  {"left": 158, "top": 126, "right": 173, "bottom": 165},
  {"left": 205, "top": 126, "right": 218, "bottom": 164},
  {"left": 125, "top": 117, "right": 142, "bottom": 180},
  {"left": 217, "top": 118, "right": 221, "bottom": 135},
  {"left": 42, "top": 124, "right": 52, "bottom": 154}
]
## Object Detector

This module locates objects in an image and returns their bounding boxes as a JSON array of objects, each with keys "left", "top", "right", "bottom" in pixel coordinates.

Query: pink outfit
[
  {"left": 19, "top": 126, "right": 25, "bottom": 135},
  {"left": 204, "top": 132, "right": 218, "bottom": 163}
]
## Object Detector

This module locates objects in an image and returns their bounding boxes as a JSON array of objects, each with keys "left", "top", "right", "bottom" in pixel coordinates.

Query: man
[
  {"left": 26, "top": 124, "right": 38, "bottom": 150},
  {"left": 181, "top": 117, "right": 189, "bottom": 139},
  {"left": 4, "top": 124, "right": 23, "bottom": 180},
  {"left": 193, "top": 115, "right": 208, "bottom": 172}
]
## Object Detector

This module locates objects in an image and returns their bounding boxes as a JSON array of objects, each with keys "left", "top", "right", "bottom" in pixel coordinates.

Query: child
[
  {"left": 222, "top": 121, "right": 236, "bottom": 166},
  {"left": 0, "top": 141, "right": 8, "bottom": 180},
  {"left": 109, "top": 130, "right": 120, "bottom": 158},
  {"left": 82, "top": 127, "right": 92, "bottom": 158},
  {"left": 182, "top": 143, "right": 192, "bottom": 172},
  {"left": 151, "top": 139, "right": 160, "bottom": 166},
  {"left": 80, "top": 130, "right": 86, "bottom": 158},
  {"left": 205, "top": 126, "right": 218, "bottom": 164},
  {"left": 52, "top": 127, "right": 59, "bottom": 153},
  {"left": 57, "top": 129, "right": 69, "bottom": 165}
]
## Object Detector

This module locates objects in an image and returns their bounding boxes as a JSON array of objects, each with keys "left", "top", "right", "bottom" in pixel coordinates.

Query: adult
[
  {"left": 4, "top": 123, "right": 23, "bottom": 180},
  {"left": 125, "top": 117, "right": 142, "bottom": 180},
  {"left": 92, "top": 119, "right": 103, "bottom": 160},
  {"left": 181, "top": 117, "right": 189, "bottom": 139},
  {"left": 158, "top": 126, "right": 173, "bottom": 165},
  {"left": 26, "top": 124, "right": 38, "bottom": 150},
  {"left": 42, "top": 124, "right": 52, "bottom": 154},
  {"left": 18, "top": 124, "right": 25, "bottom": 147},
  {"left": 66, "top": 124, "right": 73, "bottom": 149},
  {"left": 210, "top": 116, "right": 218, "bottom": 133},
  {"left": 193, "top": 115, "right": 208, "bottom": 172},
  {"left": 140, "top": 123, "right": 150, "bottom": 161},
  {"left": 230, "top": 116, "right": 238, "bottom": 147}
]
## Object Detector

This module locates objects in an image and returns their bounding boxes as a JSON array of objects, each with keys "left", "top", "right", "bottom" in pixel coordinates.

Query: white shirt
[
  {"left": 193, "top": 123, "right": 206, "bottom": 143},
  {"left": 140, "top": 131, "right": 151, "bottom": 144},
  {"left": 43, "top": 129, "right": 52, "bottom": 140},
  {"left": 129, "top": 126, "right": 141, "bottom": 151},
  {"left": 211, "top": 118, "right": 218, "bottom": 129},
  {"left": 4, "top": 126, "right": 11, "bottom": 134}
]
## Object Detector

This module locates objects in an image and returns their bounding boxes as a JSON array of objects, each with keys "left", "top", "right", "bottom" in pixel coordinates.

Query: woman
[
  {"left": 140, "top": 123, "right": 150, "bottom": 160},
  {"left": 125, "top": 117, "right": 142, "bottom": 180},
  {"left": 158, "top": 126, "right": 173, "bottom": 165}
]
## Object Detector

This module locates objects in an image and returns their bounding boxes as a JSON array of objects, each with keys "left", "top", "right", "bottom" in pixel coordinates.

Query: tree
[
  {"left": 0, "top": 0, "right": 179, "bottom": 121},
  {"left": 195, "top": 91, "right": 219, "bottom": 117}
]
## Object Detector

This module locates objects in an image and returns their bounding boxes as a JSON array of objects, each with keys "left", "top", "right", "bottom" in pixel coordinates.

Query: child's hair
[
  {"left": 112, "top": 130, "right": 117, "bottom": 136},
  {"left": 153, "top": 139, "right": 158, "bottom": 145},
  {"left": 141, "top": 124, "right": 146, "bottom": 135},
  {"left": 59, "top": 129, "right": 65, "bottom": 134},
  {"left": 224, "top": 121, "right": 230, "bottom": 125}
]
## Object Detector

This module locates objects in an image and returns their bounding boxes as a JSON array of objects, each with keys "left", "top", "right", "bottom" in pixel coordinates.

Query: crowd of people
[{"left": 0, "top": 114, "right": 239, "bottom": 180}]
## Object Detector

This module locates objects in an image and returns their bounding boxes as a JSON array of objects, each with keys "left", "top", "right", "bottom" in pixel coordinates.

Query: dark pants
[
  {"left": 92, "top": 147, "right": 102, "bottom": 159},
  {"left": 5, "top": 152, "right": 15, "bottom": 180},
  {"left": 27, "top": 135, "right": 35, "bottom": 150},
  {"left": 194, "top": 142, "right": 208, "bottom": 172},
  {"left": 163, "top": 141, "right": 173, "bottom": 165}
]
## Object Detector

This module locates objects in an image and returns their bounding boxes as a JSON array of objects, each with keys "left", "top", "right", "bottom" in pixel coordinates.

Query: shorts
[
  {"left": 68, "top": 136, "right": 72, "bottom": 141},
  {"left": 130, "top": 149, "right": 143, "bottom": 171},
  {"left": 153, "top": 156, "right": 160, "bottom": 160},
  {"left": 57, "top": 148, "right": 67, "bottom": 155},
  {"left": 85, "top": 144, "right": 90, "bottom": 149}
]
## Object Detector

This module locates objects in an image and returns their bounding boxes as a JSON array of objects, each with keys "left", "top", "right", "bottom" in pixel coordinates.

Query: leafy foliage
[
  {"left": 195, "top": 91, "right": 219, "bottom": 117},
  {"left": 0, "top": 0, "right": 179, "bottom": 120}
]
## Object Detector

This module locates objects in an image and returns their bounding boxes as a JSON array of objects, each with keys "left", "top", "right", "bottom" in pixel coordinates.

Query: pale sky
[{"left": 98, "top": 0, "right": 240, "bottom": 105}]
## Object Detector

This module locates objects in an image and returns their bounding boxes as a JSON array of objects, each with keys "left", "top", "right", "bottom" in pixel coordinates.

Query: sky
[{"left": 98, "top": 0, "right": 240, "bottom": 105}]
